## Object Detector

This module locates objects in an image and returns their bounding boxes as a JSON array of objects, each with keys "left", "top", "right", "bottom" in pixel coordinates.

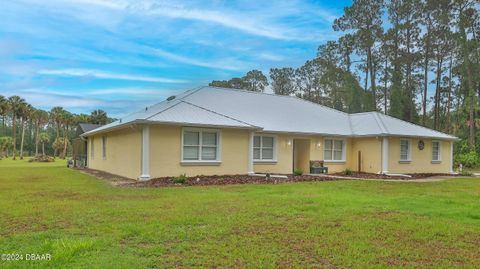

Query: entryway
[{"left": 293, "top": 139, "right": 310, "bottom": 173}]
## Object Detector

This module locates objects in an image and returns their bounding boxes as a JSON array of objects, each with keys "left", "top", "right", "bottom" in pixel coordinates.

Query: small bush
[
  {"left": 29, "top": 155, "right": 55, "bottom": 163},
  {"left": 455, "top": 151, "right": 479, "bottom": 168},
  {"left": 460, "top": 171, "right": 473, "bottom": 177},
  {"left": 344, "top": 168, "right": 353, "bottom": 176},
  {"left": 173, "top": 174, "right": 188, "bottom": 184},
  {"left": 293, "top": 169, "right": 303, "bottom": 176}
]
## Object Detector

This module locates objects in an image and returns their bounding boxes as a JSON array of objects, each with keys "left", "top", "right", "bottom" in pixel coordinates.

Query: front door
[{"left": 293, "top": 139, "right": 310, "bottom": 174}]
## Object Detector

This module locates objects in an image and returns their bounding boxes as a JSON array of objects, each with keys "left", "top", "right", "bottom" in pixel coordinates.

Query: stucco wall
[
  {"left": 388, "top": 137, "right": 451, "bottom": 173},
  {"left": 350, "top": 137, "right": 382, "bottom": 173},
  {"left": 253, "top": 134, "right": 351, "bottom": 174},
  {"left": 88, "top": 127, "right": 142, "bottom": 179},
  {"left": 149, "top": 125, "right": 250, "bottom": 177}
]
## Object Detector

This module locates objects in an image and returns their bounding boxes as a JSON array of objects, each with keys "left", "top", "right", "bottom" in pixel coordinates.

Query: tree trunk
[
  {"left": 368, "top": 47, "right": 376, "bottom": 110},
  {"left": 434, "top": 55, "right": 443, "bottom": 130},
  {"left": 383, "top": 58, "right": 388, "bottom": 114},
  {"left": 35, "top": 122, "right": 39, "bottom": 156},
  {"left": 63, "top": 125, "right": 68, "bottom": 159},
  {"left": 12, "top": 113, "right": 16, "bottom": 160},
  {"left": 20, "top": 117, "right": 26, "bottom": 160},
  {"left": 42, "top": 143, "right": 45, "bottom": 156},
  {"left": 446, "top": 55, "right": 453, "bottom": 133},
  {"left": 55, "top": 122, "right": 60, "bottom": 157},
  {"left": 423, "top": 44, "right": 429, "bottom": 126}
]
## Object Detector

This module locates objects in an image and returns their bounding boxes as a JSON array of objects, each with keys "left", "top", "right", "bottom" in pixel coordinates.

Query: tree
[
  {"left": 50, "top": 106, "right": 66, "bottom": 157},
  {"left": 32, "top": 109, "right": 49, "bottom": 156},
  {"left": 90, "top": 109, "right": 108, "bottom": 125},
  {"left": 7, "top": 96, "right": 26, "bottom": 160},
  {"left": 52, "top": 137, "right": 69, "bottom": 157},
  {"left": 19, "top": 103, "right": 32, "bottom": 159},
  {"left": 269, "top": 67, "right": 295, "bottom": 95},
  {"left": 0, "top": 95, "right": 8, "bottom": 135},
  {"left": 38, "top": 132, "right": 50, "bottom": 156},
  {"left": 333, "top": 0, "right": 384, "bottom": 109},
  {"left": 0, "top": 136, "right": 13, "bottom": 158},
  {"left": 61, "top": 111, "right": 74, "bottom": 159},
  {"left": 242, "top": 70, "right": 268, "bottom": 92}
]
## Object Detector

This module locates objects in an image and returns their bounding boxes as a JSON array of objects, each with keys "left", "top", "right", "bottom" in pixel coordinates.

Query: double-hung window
[
  {"left": 253, "top": 135, "right": 276, "bottom": 161},
  {"left": 182, "top": 129, "right": 220, "bottom": 162},
  {"left": 102, "top": 136, "right": 107, "bottom": 160},
  {"left": 432, "top": 141, "right": 441, "bottom": 162},
  {"left": 400, "top": 139, "right": 411, "bottom": 161},
  {"left": 324, "top": 139, "right": 345, "bottom": 161}
]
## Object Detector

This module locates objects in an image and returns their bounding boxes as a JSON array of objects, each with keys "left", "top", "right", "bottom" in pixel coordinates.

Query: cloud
[{"left": 37, "top": 69, "right": 188, "bottom": 83}]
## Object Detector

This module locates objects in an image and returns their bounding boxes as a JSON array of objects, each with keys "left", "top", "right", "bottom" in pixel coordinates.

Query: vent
[{"left": 167, "top": 95, "right": 176, "bottom": 101}]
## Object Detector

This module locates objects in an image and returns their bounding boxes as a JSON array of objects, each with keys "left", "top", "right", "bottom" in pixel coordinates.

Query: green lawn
[{"left": 0, "top": 158, "right": 479, "bottom": 268}]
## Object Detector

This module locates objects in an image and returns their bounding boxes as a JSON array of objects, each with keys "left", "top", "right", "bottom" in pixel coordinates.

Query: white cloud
[{"left": 37, "top": 69, "right": 188, "bottom": 83}]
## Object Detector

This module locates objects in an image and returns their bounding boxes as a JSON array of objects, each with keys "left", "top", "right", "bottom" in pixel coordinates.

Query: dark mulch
[
  {"left": 126, "top": 174, "right": 349, "bottom": 188},
  {"left": 331, "top": 171, "right": 455, "bottom": 180}
]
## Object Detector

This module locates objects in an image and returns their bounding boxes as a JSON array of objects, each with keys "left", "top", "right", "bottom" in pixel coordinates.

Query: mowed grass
[{"left": 0, "top": 159, "right": 479, "bottom": 268}]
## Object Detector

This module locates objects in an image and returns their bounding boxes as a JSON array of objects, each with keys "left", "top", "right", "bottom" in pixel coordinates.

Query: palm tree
[
  {"left": 90, "top": 109, "right": 108, "bottom": 124},
  {"left": 32, "top": 109, "right": 49, "bottom": 156},
  {"left": 19, "top": 103, "right": 32, "bottom": 160},
  {"left": 0, "top": 95, "right": 8, "bottom": 136},
  {"left": 0, "top": 136, "right": 13, "bottom": 158},
  {"left": 38, "top": 132, "right": 49, "bottom": 156},
  {"left": 61, "top": 111, "right": 73, "bottom": 159},
  {"left": 7, "top": 96, "right": 26, "bottom": 160},
  {"left": 49, "top": 107, "right": 66, "bottom": 157}
]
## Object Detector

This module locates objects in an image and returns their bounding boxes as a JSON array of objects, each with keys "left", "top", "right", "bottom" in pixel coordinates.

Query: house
[
  {"left": 81, "top": 86, "right": 457, "bottom": 180},
  {"left": 72, "top": 123, "right": 103, "bottom": 167}
]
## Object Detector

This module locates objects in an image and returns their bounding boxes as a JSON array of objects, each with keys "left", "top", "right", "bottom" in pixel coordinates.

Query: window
[
  {"left": 102, "top": 136, "right": 107, "bottom": 160},
  {"left": 432, "top": 141, "right": 441, "bottom": 162},
  {"left": 400, "top": 139, "right": 411, "bottom": 161},
  {"left": 324, "top": 139, "right": 345, "bottom": 161},
  {"left": 182, "top": 128, "right": 220, "bottom": 162},
  {"left": 253, "top": 135, "right": 276, "bottom": 161},
  {"left": 90, "top": 137, "right": 94, "bottom": 160}
]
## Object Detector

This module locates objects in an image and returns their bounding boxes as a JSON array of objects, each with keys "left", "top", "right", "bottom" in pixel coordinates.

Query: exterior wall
[
  {"left": 253, "top": 134, "right": 352, "bottom": 174},
  {"left": 388, "top": 137, "right": 451, "bottom": 173},
  {"left": 350, "top": 137, "right": 382, "bottom": 173},
  {"left": 88, "top": 127, "right": 142, "bottom": 179},
  {"left": 149, "top": 125, "right": 250, "bottom": 177}
]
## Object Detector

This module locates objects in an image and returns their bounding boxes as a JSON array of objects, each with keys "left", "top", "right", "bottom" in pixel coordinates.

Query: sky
[{"left": 0, "top": 0, "right": 352, "bottom": 118}]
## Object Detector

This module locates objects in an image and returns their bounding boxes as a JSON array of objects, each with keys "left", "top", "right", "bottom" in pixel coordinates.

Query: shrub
[
  {"left": 455, "top": 151, "right": 479, "bottom": 168},
  {"left": 293, "top": 169, "right": 303, "bottom": 176},
  {"left": 173, "top": 174, "right": 188, "bottom": 184},
  {"left": 29, "top": 155, "right": 55, "bottom": 163},
  {"left": 344, "top": 168, "right": 353, "bottom": 176}
]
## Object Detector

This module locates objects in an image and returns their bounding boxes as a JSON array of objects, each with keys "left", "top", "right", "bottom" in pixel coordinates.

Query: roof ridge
[
  {"left": 180, "top": 100, "right": 260, "bottom": 128},
  {"left": 372, "top": 112, "right": 389, "bottom": 134},
  {"left": 144, "top": 100, "right": 184, "bottom": 121},
  {"left": 207, "top": 86, "right": 349, "bottom": 116}
]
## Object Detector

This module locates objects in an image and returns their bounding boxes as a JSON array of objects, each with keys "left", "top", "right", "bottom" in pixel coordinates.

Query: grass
[{"left": 0, "top": 158, "right": 479, "bottom": 268}]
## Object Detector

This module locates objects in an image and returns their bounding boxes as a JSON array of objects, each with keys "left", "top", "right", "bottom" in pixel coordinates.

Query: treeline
[
  {"left": 210, "top": 0, "right": 479, "bottom": 166},
  {"left": 0, "top": 95, "right": 113, "bottom": 159}
]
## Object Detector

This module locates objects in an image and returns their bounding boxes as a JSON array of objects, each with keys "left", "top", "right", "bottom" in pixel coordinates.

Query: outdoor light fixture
[
  {"left": 317, "top": 142, "right": 322, "bottom": 148},
  {"left": 287, "top": 140, "right": 292, "bottom": 146}
]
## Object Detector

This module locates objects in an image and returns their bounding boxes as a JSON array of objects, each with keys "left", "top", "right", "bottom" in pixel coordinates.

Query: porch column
[
  {"left": 450, "top": 141, "right": 454, "bottom": 174},
  {"left": 139, "top": 126, "right": 150, "bottom": 181},
  {"left": 381, "top": 137, "right": 389, "bottom": 174},
  {"left": 248, "top": 131, "right": 254, "bottom": 174}
]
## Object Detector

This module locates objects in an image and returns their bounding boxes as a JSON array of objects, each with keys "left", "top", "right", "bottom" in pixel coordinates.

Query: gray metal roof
[{"left": 82, "top": 86, "right": 457, "bottom": 140}]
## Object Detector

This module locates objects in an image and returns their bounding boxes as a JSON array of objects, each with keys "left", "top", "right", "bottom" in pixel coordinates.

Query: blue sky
[{"left": 0, "top": 0, "right": 352, "bottom": 118}]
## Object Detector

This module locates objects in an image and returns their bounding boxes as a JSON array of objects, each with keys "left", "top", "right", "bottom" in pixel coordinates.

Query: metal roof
[{"left": 82, "top": 86, "right": 457, "bottom": 140}]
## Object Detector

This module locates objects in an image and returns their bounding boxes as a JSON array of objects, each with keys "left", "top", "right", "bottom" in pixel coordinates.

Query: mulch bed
[
  {"left": 76, "top": 168, "right": 458, "bottom": 188},
  {"left": 125, "top": 174, "right": 348, "bottom": 188},
  {"left": 331, "top": 172, "right": 455, "bottom": 180}
]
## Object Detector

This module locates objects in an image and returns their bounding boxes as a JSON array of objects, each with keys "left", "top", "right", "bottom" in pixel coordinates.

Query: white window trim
[
  {"left": 399, "top": 138, "right": 412, "bottom": 162},
  {"left": 323, "top": 138, "right": 347, "bottom": 163},
  {"left": 90, "top": 137, "right": 94, "bottom": 160},
  {"left": 181, "top": 127, "right": 222, "bottom": 164},
  {"left": 253, "top": 134, "right": 278, "bottom": 163},
  {"left": 102, "top": 136, "right": 107, "bottom": 160},
  {"left": 432, "top": 140, "right": 441, "bottom": 163}
]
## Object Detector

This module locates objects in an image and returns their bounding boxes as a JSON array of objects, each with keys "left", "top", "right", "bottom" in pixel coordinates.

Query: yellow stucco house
[{"left": 82, "top": 86, "right": 457, "bottom": 180}]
